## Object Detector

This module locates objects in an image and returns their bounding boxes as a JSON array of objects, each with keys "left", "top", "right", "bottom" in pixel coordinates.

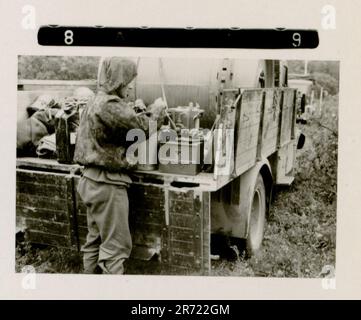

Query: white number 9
[
  {"left": 292, "top": 32, "right": 301, "bottom": 47},
  {"left": 64, "top": 30, "right": 74, "bottom": 45}
]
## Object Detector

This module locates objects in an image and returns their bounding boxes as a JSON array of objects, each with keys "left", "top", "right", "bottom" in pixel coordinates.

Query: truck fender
[{"left": 211, "top": 158, "right": 273, "bottom": 239}]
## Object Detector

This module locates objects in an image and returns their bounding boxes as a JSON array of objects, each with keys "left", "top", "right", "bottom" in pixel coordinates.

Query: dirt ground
[{"left": 16, "top": 96, "right": 338, "bottom": 277}]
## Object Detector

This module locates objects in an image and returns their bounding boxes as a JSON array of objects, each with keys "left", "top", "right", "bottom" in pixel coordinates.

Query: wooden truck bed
[{"left": 17, "top": 158, "right": 215, "bottom": 275}]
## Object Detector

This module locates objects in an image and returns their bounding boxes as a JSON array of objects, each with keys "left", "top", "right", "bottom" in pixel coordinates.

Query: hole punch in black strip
[{"left": 37, "top": 26, "right": 319, "bottom": 49}]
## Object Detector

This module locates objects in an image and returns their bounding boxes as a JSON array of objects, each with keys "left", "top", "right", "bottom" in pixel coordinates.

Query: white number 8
[
  {"left": 64, "top": 30, "right": 73, "bottom": 45},
  {"left": 292, "top": 32, "right": 301, "bottom": 47}
]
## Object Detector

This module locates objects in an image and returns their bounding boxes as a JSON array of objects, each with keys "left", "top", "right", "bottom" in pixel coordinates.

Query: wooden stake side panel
[
  {"left": 73, "top": 176, "right": 210, "bottom": 275},
  {"left": 274, "top": 88, "right": 297, "bottom": 185},
  {"left": 276, "top": 140, "right": 296, "bottom": 185},
  {"left": 214, "top": 91, "right": 238, "bottom": 177},
  {"left": 75, "top": 179, "right": 167, "bottom": 263},
  {"left": 16, "top": 169, "right": 76, "bottom": 248},
  {"left": 162, "top": 190, "right": 210, "bottom": 275},
  {"left": 261, "top": 89, "right": 282, "bottom": 157},
  {"left": 129, "top": 184, "right": 165, "bottom": 260},
  {"left": 233, "top": 88, "right": 296, "bottom": 179},
  {"left": 72, "top": 177, "right": 87, "bottom": 246},
  {"left": 235, "top": 90, "right": 263, "bottom": 176},
  {"left": 280, "top": 89, "right": 296, "bottom": 146},
  {"left": 202, "top": 192, "right": 211, "bottom": 274}
]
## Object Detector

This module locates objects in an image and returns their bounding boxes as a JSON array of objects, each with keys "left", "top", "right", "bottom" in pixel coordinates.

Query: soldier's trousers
[{"left": 77, "top": 176, "right": 132, "bottom": 274}]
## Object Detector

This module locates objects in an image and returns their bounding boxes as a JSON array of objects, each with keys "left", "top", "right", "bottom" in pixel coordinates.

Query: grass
[
  {"left": 16, "top": 238, "right": 83, "bottom": 274},
  {"left": 16, "top": 96, "right": 338, "bottom": 277}
]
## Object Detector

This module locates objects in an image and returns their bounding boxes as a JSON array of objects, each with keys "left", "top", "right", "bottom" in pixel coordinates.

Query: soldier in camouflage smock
[{"left": 74, "top": 57, "right": 165, "bottom": 274}]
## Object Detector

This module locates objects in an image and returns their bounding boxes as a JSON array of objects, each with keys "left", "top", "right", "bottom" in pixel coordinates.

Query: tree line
[{"left": 18, "top": 56, "right": 339, "bottom": 95}]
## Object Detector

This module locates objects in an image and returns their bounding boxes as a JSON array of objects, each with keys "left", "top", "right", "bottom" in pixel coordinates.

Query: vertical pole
[
  {"left": 65, "top": 173, "right": 79, "bottom": 250},
  {"left": 161, "top": 187, "right": 170, "bottom": 268},
  {"left": 319, "top": 87, "right": 324, "bottom": 116},
  {"left": 202, "top": 191, "right": 211, "bottom": 275},
  {"left": 257, "top": 91, "right": 266, "bottom": 160},
  {"left": 291, "top": 90, "right": 297, "bottom": 140},
  {"left": 310, "top": 90, "right": 314, "bottom": 107},
  {"left": 276, "top": 90, "right": 284, "bottom": 149}
]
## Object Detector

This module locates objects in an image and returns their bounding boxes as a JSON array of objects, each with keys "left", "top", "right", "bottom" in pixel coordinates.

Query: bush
[
  {"left": 311, "top": 72, "right": 339, "bottom": 96},
  {"left": 288, "top": 60, "right": 340, "bottom": 96},
  {"left": 297, "top": 95, "right": 338, "bottom": 204},
  {"left": 18, "top": 56, "right": 99, "bottom": 80}
]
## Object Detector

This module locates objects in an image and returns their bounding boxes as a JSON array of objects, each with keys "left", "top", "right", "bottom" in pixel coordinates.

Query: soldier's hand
[
  {"left": 148, "top": 98, "right": 167, "bottom": 118},
  {"left": 134, "top": 99, "right": 146, "bottom": 112}
]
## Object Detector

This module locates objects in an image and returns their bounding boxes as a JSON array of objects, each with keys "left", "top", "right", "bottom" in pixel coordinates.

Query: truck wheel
[{"left": 246, "top": 174, "right": 266, "bottom": 256}]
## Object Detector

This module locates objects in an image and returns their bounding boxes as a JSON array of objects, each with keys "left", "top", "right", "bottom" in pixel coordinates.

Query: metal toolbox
[{"left": 158, "top": 137, "right": 204, "bottom": 176}]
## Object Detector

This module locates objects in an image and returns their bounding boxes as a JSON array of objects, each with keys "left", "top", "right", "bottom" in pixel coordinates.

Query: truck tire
[{"left": 246, "top": 174, "right": 266, "bottom": 256}]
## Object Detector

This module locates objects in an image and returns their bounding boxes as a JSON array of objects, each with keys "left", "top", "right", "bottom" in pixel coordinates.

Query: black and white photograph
[
  {"left": 0, "top": 0, "right": 360, "bottom": 303},
  {"left": 15, "top": 56, "right": 339, "bottom": 277}
]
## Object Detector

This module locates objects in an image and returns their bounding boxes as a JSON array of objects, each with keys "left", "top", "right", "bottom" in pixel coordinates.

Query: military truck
[{"left": 16, "top": 58, "right": 304, "bottom": 275}]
